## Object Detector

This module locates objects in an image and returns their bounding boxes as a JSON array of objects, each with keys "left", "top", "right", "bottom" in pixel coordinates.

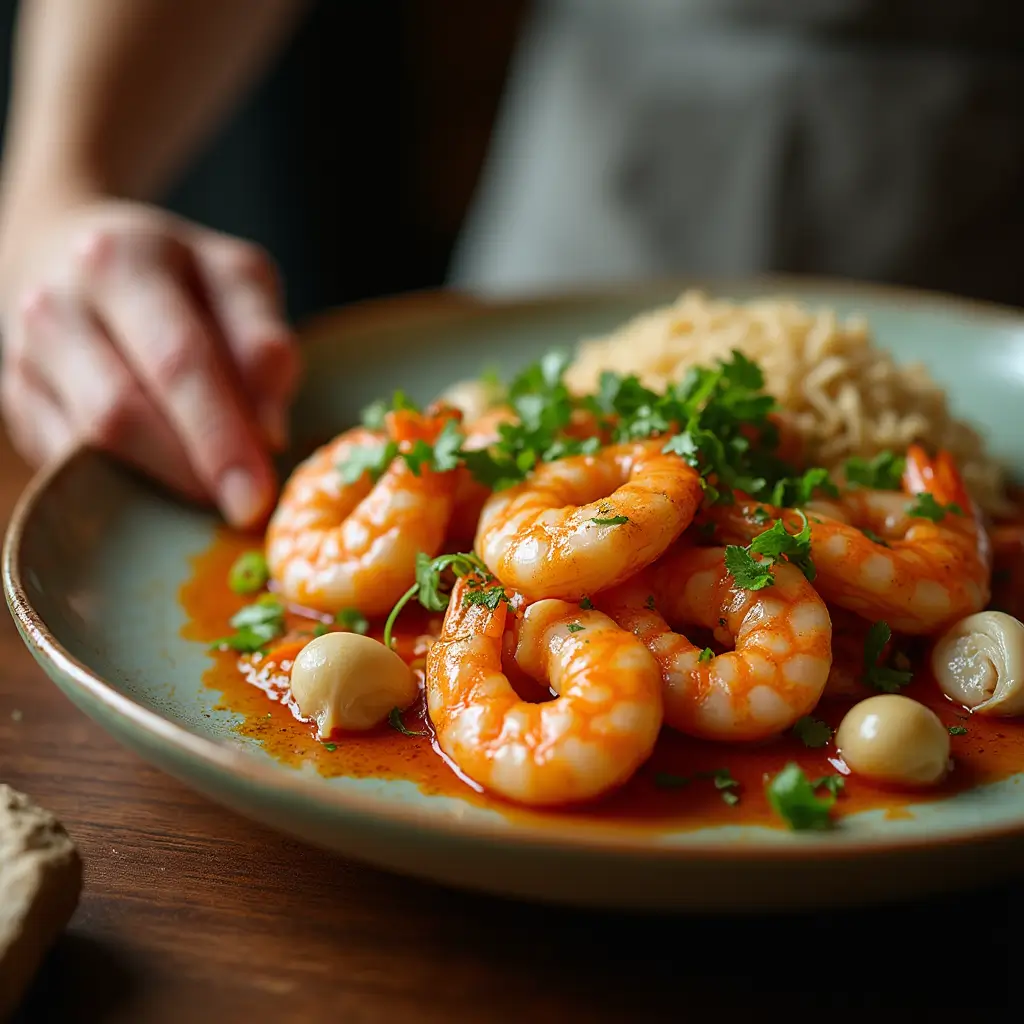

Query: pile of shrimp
[{"left": 265, "top": 391, "right": 992, "bottom": 808}]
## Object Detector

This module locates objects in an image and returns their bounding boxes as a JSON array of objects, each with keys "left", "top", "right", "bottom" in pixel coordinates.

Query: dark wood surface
[{"left": 0, "top": 396, "right": 1019, "bottom": 1021}]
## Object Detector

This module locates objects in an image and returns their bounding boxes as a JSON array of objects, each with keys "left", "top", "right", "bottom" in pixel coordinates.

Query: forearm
[{"left": 0, "top": 0, "right": 306, "bottom": 221}]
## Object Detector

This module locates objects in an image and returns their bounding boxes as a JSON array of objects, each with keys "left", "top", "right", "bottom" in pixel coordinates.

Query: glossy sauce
[{"left": 181, "top": 530, "right": 1024, "bottom": 832}]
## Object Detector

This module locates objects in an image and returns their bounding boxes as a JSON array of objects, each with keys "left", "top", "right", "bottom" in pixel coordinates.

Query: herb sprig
[
  {"left": 863, "top": 621, "right": 913, "bottom": 692},
  {"left": 724, "top": 512, "right": 815, "bottom": 590}
]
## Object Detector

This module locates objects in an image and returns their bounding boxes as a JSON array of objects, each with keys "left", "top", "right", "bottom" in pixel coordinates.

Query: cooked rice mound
[{"left": 565, "top": 290, "right": 1009, "bottom": 516}]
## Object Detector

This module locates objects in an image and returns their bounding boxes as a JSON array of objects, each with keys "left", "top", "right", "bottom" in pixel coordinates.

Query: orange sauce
[{"left": 180, "top": 530, "right": 1024, "bottom": 832}]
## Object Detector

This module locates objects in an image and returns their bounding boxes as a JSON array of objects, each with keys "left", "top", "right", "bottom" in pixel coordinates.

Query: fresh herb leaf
[
  {"left": 579, "top": 596, "right": 594, "bottom": 610},
  {"left": 211, "top": 595, "right": 286, "bottom": 653},
  {"left": 645, "top": 595, "right": 657, "bottom": 611},
  {"left": 383, "top": 551, "right": 491, "bottom": 649},
  {"left": 949, "top": 725, "right": 968, "bottom": 736},
  {"left": 907, "top": 492, "right": 963, "bottom": 522},
  {"left": 360, "top": 399, "right": 389, "bottom": 430},
  {"left": 861, "top": 528, "right": 889, "bottom": 547},
  {"left": 749, "top": 512, "right": 815, "bottom": 581},
  {"left": 698, "top": 647, "right": 714, "bottom": 662},
  {"left": 862, "top": 621, "right": 914, "bottom": 692},
  {"left": 590, "top": 514, "right": 629, "bottom": 526},
  {"left": 845, "top": 451, "right": 905, "bottom": 491},
  {"left": 566, "top": 623, "right": 585, "bottom": 633},
  {"left": 323, "top": 742, "right": 337, "bottom": 752},
  {"left": 227, "top": 550, "right": 269, "bottom": 595},
  {"left": 462, "top": 583, "right": 509, "bottom": 611},
  {"left": 751, "top": 506, "right": 772, "bottom": 525},
  {"left": 765, "top": 763, "right": 835, "bottom": 830},
  {"left": 311, "top": 623, "right": 331, "bottom": 637},
  {"left": 338, "top": 440, "right": 399, "bottom": 485},
  {"left": 811, "top": 775, "right": 845, "bottom": 797},
  {"left": 724, "top": 545, "right": 775, "bottom": 590},
  {"left": 721, "top": 790, "right": 740, "bottom": 806},
  {"left": 769, "top": 467, "right": 839, "bottom": 508},
  {"left": 695, "top": 768, "right": 741, "bottom": 805},
  {"left": 388, "top": 708, "right": 427, "bottom": 737},
  {"left": 792, "top": 715, "right": 832, "bottom": 749},
  {"left": 336, "top": 608, "right": 369, "bottom": 634}
]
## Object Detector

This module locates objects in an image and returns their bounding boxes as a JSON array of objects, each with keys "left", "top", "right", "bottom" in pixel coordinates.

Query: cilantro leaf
[
  {"left": 211, "top": 595, "right": 286, "bottom": 653},
  {"left": 769, "top": 467, "right": 839, "bottom": 508},
  {"left": 863, "top": 621, "right": 913, "bottom": 692},
  {"left": 765, "top": 763, "right": 836, "bottom": 830},
  {"left": 698, "top": 647, "right": 714, "bottom": 662},
  {"left": 861, "top": 528, "right": 889, "bottom": 547},
  {"left": 566, "top": 623, "right": 585, "bottom": 633},
  {"left": 844, "top": 451, "right": 905, "bottom": 490},
  {"left": 748, "top": 512, "right": 815, "bottom": 582},
  {"left": 388, "top": 708, "right": 428, "bottom": 738},
  {"left": 590, "top": 515, "right": 629, "bottom": 526},
  {"left": 461, "top": 582, "right": 509, "bottom": 610},
  {"left": 383, "top": 551, "right": 491, "bottom": 649},
  {"left": 227, "top": 550, "right": 269, "bottom": 595},
  {"left": 338, "top": 440, "right": 399, "bottom": 485},
  {"left": 792, "top": 716, "right": 832, "bottom": 748},
  {"left": 907, "top": 492, "right": 963, "bottom": 523},
  {"left": 579, "top": 596, "right": 594, "bottom": 610},
  {"left": 949, "top": 725, "right": 968, "bottom": 736},
  {"left": 336, "top": 608, "right": 369, "bottom": 634},
  {"left": 811, "top": 775, "right": 846, "bottom": 797},
  {"left": 724, "top": 545, "right": 774, "bottom": 590}
]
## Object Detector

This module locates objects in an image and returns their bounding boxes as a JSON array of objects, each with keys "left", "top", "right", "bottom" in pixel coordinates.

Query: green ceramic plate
[{"left": 8, "top": 278, "right": 1024, "bottom": 912}]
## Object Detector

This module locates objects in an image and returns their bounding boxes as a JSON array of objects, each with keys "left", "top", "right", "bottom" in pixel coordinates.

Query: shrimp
[
  {"left": 266, "top": 407, "right": 459, "bottom": 616},
  {"left": 475, "top": 440, "right": 703, "bottom": 600},
  {"left": 711, "top": 445, "right": 991, "bottom": 634},
  {"left": 596, "top": 545, "right": 832, "bottom": 742},
  {"left": 425, "top": 576, "right": 664, "bottom": 805}
]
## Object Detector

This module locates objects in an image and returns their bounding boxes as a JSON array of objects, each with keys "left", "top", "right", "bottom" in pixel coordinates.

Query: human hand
[{"left": 0, "top": 199, "right": 300, "bottom": 528}]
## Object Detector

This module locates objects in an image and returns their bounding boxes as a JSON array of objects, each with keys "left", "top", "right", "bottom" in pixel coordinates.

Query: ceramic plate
[{"left": 8, "top": 278, "right": 1024, "bottom": 912}]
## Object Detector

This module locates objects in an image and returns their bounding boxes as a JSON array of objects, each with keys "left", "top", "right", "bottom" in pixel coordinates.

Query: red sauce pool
[{"left": 180, "top": 530, "right": 1024, "bottom": 831}]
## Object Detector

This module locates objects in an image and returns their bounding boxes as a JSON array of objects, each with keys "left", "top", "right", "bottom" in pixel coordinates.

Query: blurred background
[{"left": 2, "top": 1, "right": 1024, "bottom": 322}]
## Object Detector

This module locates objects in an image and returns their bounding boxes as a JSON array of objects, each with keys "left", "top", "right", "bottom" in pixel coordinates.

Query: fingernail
[
  {"left": 219, "top": 468, "right": 264, "bottom": 528},
  {"left": 259, "top": 402, "right": 289, "bottom": 451}
]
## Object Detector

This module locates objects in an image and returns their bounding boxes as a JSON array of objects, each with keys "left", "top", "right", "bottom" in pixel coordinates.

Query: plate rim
[{"left": 8, "top": 273, "right": 1024, "bottom": 863}]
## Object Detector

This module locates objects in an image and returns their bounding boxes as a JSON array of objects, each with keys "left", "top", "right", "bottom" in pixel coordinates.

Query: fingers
[
  {"left": 16, "top": 289, "right": 207, "bottom": 501},
  {"left": 0, "top": 354, "right": 72, "bottom": 469},
  {"left": 194, "top": 236, "right": 301, "bottom": 450},
  {"left": 83, "top": 237, "right": 277, "bottom": 528}
]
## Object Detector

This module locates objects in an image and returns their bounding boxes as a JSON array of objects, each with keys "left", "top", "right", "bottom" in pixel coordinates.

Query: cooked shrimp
[
  {"left": 266, "top": 408, "right": 459, "bottom": 616},
  {"left": 475, "top": 440, "right": 703, "bottom": 600},
  {"left": 596, "top": 546, "right": 832, "bottom": 742},
  {"left": 711, "top": 446, "right": 991, "bottom": 635},
  {"left": 425, "top": 576, "right": 663, "bottom": 805}
]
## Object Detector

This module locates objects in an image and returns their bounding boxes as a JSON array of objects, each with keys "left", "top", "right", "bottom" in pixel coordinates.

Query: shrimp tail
[{"left": 904, "top": 444, "right": 973, "bottom": 512}]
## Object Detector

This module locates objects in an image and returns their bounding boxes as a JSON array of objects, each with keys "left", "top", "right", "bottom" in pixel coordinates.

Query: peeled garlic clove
[
  {"left": 290, "top": 632, "right": 418, "bottom": 736},
  {"left": 930, "top": 610, "right": 1024, "bottom": 717}
]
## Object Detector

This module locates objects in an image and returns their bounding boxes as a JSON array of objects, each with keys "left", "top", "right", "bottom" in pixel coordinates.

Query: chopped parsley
[
  {"left": 654, "top": 768, "right": 739, "bottom": 804},
  {"left": 211, "top": 594, "right": 286, "bottom": 653},
  {"left": 566, "top": 623, "right": 585, "bottom": 633},
  {"left": 336, "top": 608, "right": 369, "bottom": 635},
  {"left": 811, "top": 775, "right": 845, "bottom": 798},
  {"left": 383, "top": 551, "right": 491, "bottom": 648},
  {"left": 227, "top": 550, "right": 269, "bottom": 595},
  {"left": 751, "top": 506, "right": 772, "bottom": 525},
  {"left": 863, "top": 621, "right": 913, "bottom": 692},
  {"left": 590, "top": 514, "right": 629, "bottom": 526},
  {"left": 338, "top": 440, "right": 399, "bottom": 485},
  {"left": 360, "top": 389, "right": 418, "bottom": 430},
  {"left": 768, "top": 467, "right": 839, "bottom": 508},
  {"left": 388, "top": 708, "right": 428, "bottom": 738},
  {"left": 698, "top": 647, "right": 714, "bottom": 663},
  {"left": 766, "top": 763, "right": 836, "bottom": 830},
  {"left": 311, "top": 623, "right": 331, "bottom": 637},
  {"left": 844, "top": 451, "right": 905, "bottom": 491},
  {"left": 861, "top": 528, "right": 889, "bottom": 547},
  {"left": 792, "top": 716, "right": 832, "bottom": 749},
  {"left": 949, "top": 725, "right": 968, "bottom": 736},
  {"left": 907, "top": 492, "right": 963, "bottom": 522},
  {"left": 645, "top": 595, "right": 657, "bottom": 611},
  {"left": 579, "top": 596, "right": 594, "bottom": 610},
  {"left": 724, "top": 512, "right": 815, "bottom": 590},
  {"left": 323, "top": 742, "right": 337, "bottom": 752}
]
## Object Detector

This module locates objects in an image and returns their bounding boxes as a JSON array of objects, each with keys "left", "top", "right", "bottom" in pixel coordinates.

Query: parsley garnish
[
  {"left": 388, "top": 708, "right": 428, "bottom": 737},
  {"left": 210, "top": 595, "right": 285, "bottom": 653},
  {"left": 360, "top": 389, "right": 418, "bottom": 430},
  {"left": 227, "top": 550, "right": 269, "bottom": 595},
  {"left": 811, "top": 775, "right": 845, "bottom": 797},
  {"left": 844, "top": 451, "right": 905, "bottom": 491},
  {"left": 907, "top": 492, "right": 963, "bottom": 522},
  {"left": 644, "top": 595, "right": 657, "bottom": 611},
  {"left": 697, "top": 768, "right": 741, "bottom": 805},
  {"left": 698, "top": 647, "right": 714, "bottom": 662},
  {"left": 336, "top": 608, "right": 369, "bottom": 635},
  {"left": 949, "top": 725, "right": 968, "bottom": 736},
  {"left": 863, "top": 621, "right": 913, "bottom": 692},
  {"left": 566, "top": 623, "right": 585, "bottom": 633},
  {"left": 323, "top": 742, "right": 337, "bottom": 752},
  {"left": 766, "top": 763, "right": 836, "bottom": 830},
  {"left": 590, "top": 514, "right": 629, "bottom": 526},
  {"left": 769, "top": 467, "right": 839, "bottom": 508},
  {"left": 383, "top": 551, "right": 491, "bottom": 649},
  {"left": 461, "top": 582, "right": 509, "bottom": 610},
  {"left": 751, "top": 506, "right": 772, "bottom": 525},
  {"left": 861, "top": 528, "right": 889, "bottom": 547},
  {"left": 338, "top": 440, "right": 398, "bottom": 485},
  {"left": 311, "top": 623, "right": 331, "bottom": 637},
  {"left": 579, "top": 596, "right": 594, "bottom": 610},
  {"left": 792, "top": 716, "right": 832, "bottom": 748},
  {"left": 724, "top": 512, "right": 815, "bottom": 590}
]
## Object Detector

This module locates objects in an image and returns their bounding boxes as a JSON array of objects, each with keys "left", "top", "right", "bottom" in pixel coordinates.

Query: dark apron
[{"left": 451, "top": 0, "right": 1024, "bottom": 306}]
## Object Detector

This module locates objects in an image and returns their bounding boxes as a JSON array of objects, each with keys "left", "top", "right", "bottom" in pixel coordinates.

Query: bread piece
[{"left": 0, "top": 785, "right": 82, "bottom": 1021}]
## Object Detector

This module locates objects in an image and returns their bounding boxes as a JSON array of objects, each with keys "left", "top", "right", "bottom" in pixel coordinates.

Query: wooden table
[{"left": 0, "top": 426, "right": 1018, "bottom": 1022}]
